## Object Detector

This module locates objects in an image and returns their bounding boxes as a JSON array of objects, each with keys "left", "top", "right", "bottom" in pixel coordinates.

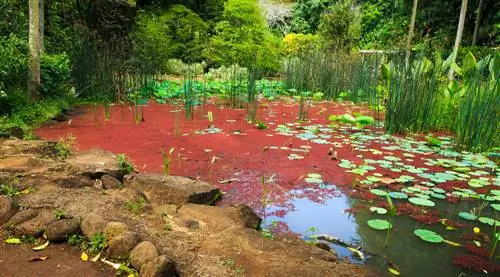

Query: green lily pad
[
  {"left": 367, "top": 219, "right": 392, "bottom": 230},
  {"left": 307, "top": 173, "right": 322, "bottom": 179},
  {"left": 431, "top": 188, "right": 445, "bottom": 194},
  {"left": 414, "top": 229, "right": 444, "bottom": 243},
  {"left": 388, "top": 191, "right": 408, "bottom": 199},
  {"left": 366, "top": 176, "right": 381, "bottom": 182},
  {"left": 305, "top": 177, "right": 323, "bottom": 184},
  {"left": 407, "top": 187, "right": 422, "bottom": 193},
  {"left": 491, "top": 190, "right": 500, "bottom": 196},
  {"left": 491, "top": 204, "right": 500, "bottom": 212},
  {"left": 458, "top": 212, "right": 477, "bottom": 221},
  {"left": 370, "top": 189, "right": 388, "bottom": 197},
  {"left": 453, "top": 167, "right": 471, "bottom": 173},
  {"left": 430, "top": 192, "right": 446, "bottom": 199},
  {"left": 478, "top": 217, "right": 500, "bottom": 226},
  {"left": 415, "top": 193, "right": 430, "bottom": 199},
  {"left": 469, "top": 179, "right": 489, "bottom": 188},
  {"left": 370, "top": 207, "right": 388, "bottom": 215},
  {"left": 408, "top": 197, "right": 435, "bottom": 207},
  {"left": 421, "top": 181, "right": 435, "bottom": 187}
]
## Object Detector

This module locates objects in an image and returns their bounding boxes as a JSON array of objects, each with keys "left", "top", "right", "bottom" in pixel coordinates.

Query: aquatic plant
[
  {"left": 161, "top": 147, "right": 175, "bottom": 175},
  {"left": 116, "top": 153, "right": 134, "bottom": 174}
]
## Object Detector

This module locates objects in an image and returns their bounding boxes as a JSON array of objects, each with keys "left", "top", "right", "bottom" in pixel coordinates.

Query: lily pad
[
  {"left": 408, "top": 197, "right": 435, "bottom": 207},
  {"left": 370, "top": 189, "right": 388, "bottom": 197},
  {"left": 431, "top": 188, "right": 445, "bottom": 194},
  {"left": 491, "top": 204, "right": 500, "bottom": 212},
  {"left": 370, "top": 207, "right": 388, "bottom": 215},
  {"left": 388, "top": 192, "right": 408, "bottom": 199},
  {"left": 414, "top": 229, "right": 444, "bottom": 243},
  {"left": 430, "top": 192, "right": 446, "bottom": 199},
  {"left": 367, "top": 219, "right": 392, "bottom": 230},
  {"left": 307, "top": 173, "right": 322, "bottom": 179},
  {"left": 458, "top": 212, "right": 477, "bottom": 221},
  {"left": 478, "top": 217, "right": 500, "bottom": 226}
]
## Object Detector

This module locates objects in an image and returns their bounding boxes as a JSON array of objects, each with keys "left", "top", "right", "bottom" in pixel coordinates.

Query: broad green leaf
[
  {"left": 367, "top": 219, "right": 392, "bottom": 230},
  {"left": 414, "top": 229, "right": 443, "bottom": 243},
  {"left": 408, "top": 197, "right": 435, "bottom": 207},
  {"left": 458, "top": 212, "right": 477, "bottom": 221}
]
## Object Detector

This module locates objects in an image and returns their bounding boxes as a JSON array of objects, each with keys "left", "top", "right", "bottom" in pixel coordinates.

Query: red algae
[
  {"left": 463, "top": 244, "right": 490, "bottom": 258},
  {"left": 453, "top": 254, "right": 500, "bottom": 273}
]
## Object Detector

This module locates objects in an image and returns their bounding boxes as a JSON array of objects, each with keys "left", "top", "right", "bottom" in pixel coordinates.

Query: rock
[
  {"left": 65, "top": 149, "right": 122, "bottom": 179},
  {"left": 123, "top": 173, "right": 221, "bottom": 205},
  {"left": 130, "top": 241, "right": 160, "bottom": 270},
  {"left": 0, "top": 196, "right": 17, "bottom": 225},
  {"left": 58, "top": 176, "right": 94, "bottom": 188},
  {"left": 232, "top": 204, "right": 262, "bottom": 230},
  {"left": 315, "top": 242, "right": 331, "bottom": 252},
  {"left": 7, "top": 127, "right": 24, "bottom": 139},
  {"left": 81, "top": 214, "right": 106, "bottom": 239},
  {"left": 13, "top": 209, "right": 57, "bottom": 237},
  {"left": 140, "top": 255, "right": 176, "bottom": 277},
  {"left": 46, "top": 218, "right": 80, "bottom": 242},
  {"left": 103, "top": 221, "right": 128, "bottom": 241},
  {"left": 53, "top": 113, "right": 68, "bottom": 122},
  {"left": 101, "top": 174, "right": 122, "bottom": 189},
  {"left": 4, "top": 209, "right": 39, "bottom": 229},
  {"left": 185, "top": 220, "right": 200, "bottom": 230},
  {"left": 106, "top": 231, "right": 140, "bottom": 259}
]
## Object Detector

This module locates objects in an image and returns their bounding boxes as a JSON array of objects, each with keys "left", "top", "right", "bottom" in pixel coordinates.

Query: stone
[
  {"left": 53, "top": 113, "right": 68, "bottom": 122},
  {"left": 140, "top": 255, "right": 176, "bottom": 277},
  {"left": 13, "top": 209, "right": 57, "bottom": 237},
  {"left": 103, "top": 221, "right": 128, "bottom": 241},
  {"left": 123, "top": 173, "right": 221, "bottom": 205},
  {"left": 101, "top": 174, "right": 122, "bottom": 189},
  {"left": 4, "top": 209, "right": 39, "bottom": 229},
  {"left": 65, "top": 149, "right": 122, "bottom": 179},
  {"left": 232, "top": 204, "right": 262, "bottom": 230},
  {"left": 58, "top": 176, "right": 94, "bottom": 188},
  {"left": 7, "top": 127, "right": 24, "bottom": 139},
  {"left": 81, "top": 214, "right": 106, "bottom": 239},
  {"left": 46, "top": 218, "right": 81, "bottom": 242},
  {"left": 0, "top": 196, "right": 17, "bottom": 225},
  {"left": 106, "top": 231, "right": 140, "bottom": 259},
  {"left": 315, "top": 242, "right": 331, "bottom": 252},
  {"left": 130, "top": 241, "right": 160, "bottom": 270}
]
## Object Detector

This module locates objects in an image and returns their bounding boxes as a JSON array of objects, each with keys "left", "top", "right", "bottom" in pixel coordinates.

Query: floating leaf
[
  {"left": 32, "top": 241, "right": 49, "bottom": 251},
  {"left": 491, "top": 204, "right": 500, "bottom": 212},
  {"left": 408, "top": 197, "right": 435, "bottom": 207},
  {"left": 388, "top": 267, "right": 401, "bottom": 276},
  {"left": 388, "top": 192, "right": 408, "bottom": 199},
  {"left": 90, "top": 252, "right": 101, "bottom": 262},
  {"left": 414, "top": 229, "right": 444, "bottom": 243},
  {"left": 5, "top": 238, "right": 22, "bottom": 244},
  {"left": 430, "top": 193, "right": 446, "bottom": 199},
  {"left": 304, "top": 177, "right": 323, "bottom": 184},
  {"left": 443, "top": 240, "right": 461, "bottom": 247},
  {"left": 370, "top": 189, "right": 388, "bottom": 197},
  {"left": 431, "top": 188, "right": 445, "bottom": 194},
  {"left": 370, "top": 207, "right": 388, "bottom": 215},
  {"left": 458, "top": 212, "right": 477, "bottom": 221},
  {"left": 367, "top": 219, "right": 392, "bottom": 230},
  {"left": 307, "top": 173, "right": 322, "bottom": 179},
  {"left": 478, "top": 217, "right": 500, "bottom": 226}
]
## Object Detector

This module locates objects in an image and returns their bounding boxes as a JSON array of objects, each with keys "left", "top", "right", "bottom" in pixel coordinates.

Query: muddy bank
[{"left": 0, "top": 139, "right": 375, "bottom": 277}]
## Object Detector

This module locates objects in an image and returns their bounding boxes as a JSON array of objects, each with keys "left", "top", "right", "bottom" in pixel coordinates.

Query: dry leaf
[
  {"left": 32, "top": 241, "right": 49, "bottom": 251},
  {"left": 81, "top": 252, "right": 88, "bottom": 261},
  {"left": 5, "top": 238, "right": 22, "bottom": 244},
  {"left": 28, "top": 256, "right": 49, "bottom": 262}
]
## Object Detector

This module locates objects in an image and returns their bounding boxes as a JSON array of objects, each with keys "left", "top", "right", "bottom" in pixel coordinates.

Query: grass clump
[
  {"left": 125, "top": 196, "right": 147, "bottom": 214},
  {"left": 54, "top": 134, "right": 75, "bottom": 159},
  {"left": 117, "top": 154, "right": 135, "bottom": 174}
]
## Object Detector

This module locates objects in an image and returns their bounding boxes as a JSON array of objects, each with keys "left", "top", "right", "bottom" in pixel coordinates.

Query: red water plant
[
  {"left": 453, "top": 254, "right": 500, "bottom": 273},
  {"left": 349, "top": 190, "right": 378, "bottom": 201},
  {"left": 464, "top": 243, "right": 489, "bottom": 258},
  {"left": 410, "top": 214, "right": 441, "bottom": 225}
]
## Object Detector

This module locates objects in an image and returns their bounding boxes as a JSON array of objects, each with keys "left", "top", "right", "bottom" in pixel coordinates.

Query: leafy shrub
[
  {"left": 283, "top": 33, "right": 321, "bottom": 57},
  {"left": 318, "top": 0, "right": 361, "bottom": 51},
  {"left": 41, "top": 53, "right": 71, "bottom": 99},
  {"left": 165, "top": 59, "right": 207, "bottom": 76},
  {"left": 204, "top": 65, "right": 248, "bottom": 81}
]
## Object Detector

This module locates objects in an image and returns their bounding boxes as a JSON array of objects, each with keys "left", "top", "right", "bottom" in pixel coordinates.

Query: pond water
[{"left": 262, "top": 186, "right": 497, "bottom": 277}]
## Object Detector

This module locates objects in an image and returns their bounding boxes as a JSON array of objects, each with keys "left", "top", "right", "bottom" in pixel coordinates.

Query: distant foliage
[
  {"left": 165, "top": 59, "right": 207, "bottom": 76},
  {"left": 204, "top": 0, "right": 282, "bottom": 73},
  {"left": 290, "top": 0, "right": 332, "bottom": 34},
  {"left": 283, "top": 33, "right": 321, "bottom": 57},
  {"left": 204, "top": 65, "right": 249, "bottom": 81},
  {"left": 318, "top": 0, "right": 361, "bottom": 51}
]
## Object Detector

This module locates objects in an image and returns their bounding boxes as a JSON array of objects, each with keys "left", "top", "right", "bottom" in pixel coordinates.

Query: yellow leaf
[
  {"left": 5, "top": 238, "right": 22, "bottom": 244},
  {"left": 388, "top": 268, "right": 401, "bottom": 276},
  {"left": 90, "top": 252, "right": 101, "bottom": 262},
  {"left": 444, "top": 240, "right": 462, "bottom": 247},
  {"left": 32, "top": 241, "right": 49, "bottom": 251},
  {"left": 446, "top": 226, "right": 457, "bottom": 230},
  {"left": 81, "top": 252, "right": 88, "bottom": 261}
]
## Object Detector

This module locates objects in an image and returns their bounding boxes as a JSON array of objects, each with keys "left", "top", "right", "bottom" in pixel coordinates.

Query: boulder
[
  {"left": 0, "top": 196, "right": 17, "bottom": 225},
  {"left": 101, "top": 174, "right": 122, "bottom": 189},
  {"left": 123, "top": 173, "right": 221, "bottom": 205},
  {"left": 13, "top": 209, "right": 57, "bottom": 237},
  {"left": 65, "top": 149, "right": 122, "bottom": 179},
  {"left": 140, "top": 255, "right": 176, "bottom": 277},
  {"left": 130, "top": 241, "right": 160, "bottom": 270},
  {"left": 4, "top": 209, "right": 39, "bottom": 229},
  {"left": 106, "top": 231, "right": 140, "bottom": 259},
  {"left": 58, "top": 176, "right": 94, "bottom": 188},
  {"left": 103, "top": 221, "right": 128, "bottom": 241},
  {"left": 231, "top": 204, "right": 262, "bottom": 230},
  {"left": 53, "top": 113, "right": 68, "bottom": 122},
  {"left": 46, "top": 218, "right": 81, "bottom": 242},
  {"left": 81, "top": 214, "right": 106, "bottom": 239}
]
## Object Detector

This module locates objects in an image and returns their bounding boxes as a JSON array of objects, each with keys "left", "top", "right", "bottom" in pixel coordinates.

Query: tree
[
  {"left": 28, "top": 0, "right": 42, "bottom": 100},
  {"left": 448, "top": 0, "right": 468, "bottom": 80},
  {"left": 318, "top": 0, "right": 361, "bottom": 51},
  {"left": 290, "top": 0, "right": 332, "bottom": 34},
  {"left": 405, "top": 0, "right": 418, "bottom": 66},
  {"left": 472, "top": 0, "right": 486, "bottom": 45}
]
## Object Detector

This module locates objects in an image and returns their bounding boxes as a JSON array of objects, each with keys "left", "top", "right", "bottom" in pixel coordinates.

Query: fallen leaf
[
  {"left": 443, "top": 240, "right": 461, "bottom": 247},
  {"left": 5, "top": 238, "right": 22, "bottom": 244},
  {"left": 81, "top": 252, "right": 88, "bottom": 261},
  {"left": 90, "top": 252, "right": 101, "bottom": 262},
  {"left": 32, "top": 241, "right": 49, "bottom": 251},
  {"left": 28, "top": 256, "right": 49, "bottom": 262},
  {"left": 388, "top": 268, "right": 400, "bottom": 276}
]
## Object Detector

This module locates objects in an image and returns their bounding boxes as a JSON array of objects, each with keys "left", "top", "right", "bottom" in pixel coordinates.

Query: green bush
[
  {"left": 165, "top": 59, "right": 207, "bottom": 76},
  {"left": 318, "top": 0, "right": 361, "bottom": 51},
  {"left": 41, "top": 53, "right": 72, "bottom": 99}
]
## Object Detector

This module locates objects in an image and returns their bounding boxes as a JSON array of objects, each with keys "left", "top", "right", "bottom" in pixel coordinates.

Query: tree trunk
[
  {"left": 405, "top": 0, "right": 418, "bottom": 67},
  {"left": 40, "top": 0, "right": 44, "bottom": 51},
  {"left": 28, "top": 0, "right": 41, "bottom": 100},
  {"left": 472, "top": 0, "right": 485, "bottom": 46},
  {"left": 448, "top": 0, "right": 468, "bottom": 80}
]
